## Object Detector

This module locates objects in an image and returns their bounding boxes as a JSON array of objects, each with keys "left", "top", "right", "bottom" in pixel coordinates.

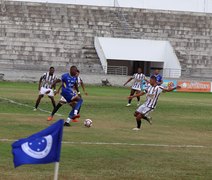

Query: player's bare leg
[
  {"left": 126, "top": 89, "right": 136, "bottom": 107},
  {"left": 47, "top": 101, "right": 65, "bottom": 121},
  {"left": 135, "top": 90, "right": 141, "bottom": 106},
  {"left": 34, "top": 94, "right": 44, "bottom": 111},
  {"left": 48, "top": 96, "right": 56, "bottom": 108},
  {"left": 143, "top": 116, "right": 152, "bottom": 125}
]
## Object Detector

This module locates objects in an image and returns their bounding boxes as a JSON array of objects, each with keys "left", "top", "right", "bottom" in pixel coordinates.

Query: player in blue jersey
[
  {"left": 47, "top": 69, "right": 87, "bottom": 123},
  {"left": 47, "top": 66, "right": 83, "bottom": 126},
  {"left": 153, "top": 69, "right": 163, "bottom": 85}
]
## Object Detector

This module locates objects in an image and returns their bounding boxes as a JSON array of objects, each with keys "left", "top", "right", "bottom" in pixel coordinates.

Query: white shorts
[
  {"left": 136, "top": 104, "right": 153, "bottom": 116},
  {"left": 39, "top": 87, "right": 54, "bottom": 97},
  {"left": 60, "top": 96, "right": 67, "bottom": 103},
  {"left": 131, "top": 87, "right": 141, "bottom": 91}
]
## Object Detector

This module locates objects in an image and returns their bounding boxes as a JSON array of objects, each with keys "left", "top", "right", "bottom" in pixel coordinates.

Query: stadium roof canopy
[
  {"left": 94, "top": 37, "right": 181, "bottom": 78},
  {"left": 11, "top": 0, "right": 212, "bottom": 13}
]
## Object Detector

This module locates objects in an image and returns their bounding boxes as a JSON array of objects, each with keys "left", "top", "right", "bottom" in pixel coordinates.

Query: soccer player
[
  {"left": 47, "top": 69, "right": 88, "bottom": 122},
  {"left": 34, "top": 67, "right": 57, "bottom": 111},
  {"left": 76, "top": 70, "right": 88, "bottom": 96},
  {"left": 153, "top": 69, "right": 163, "bottom": 85},
  {"left": 124, "top": 67, "right": 148, "bottom": 107},
  {"left": 128, "top": 75, "right": 180, "bottom": 131},
  {"left": 48, "top": 66, "right": 83, "bottom": 127}
]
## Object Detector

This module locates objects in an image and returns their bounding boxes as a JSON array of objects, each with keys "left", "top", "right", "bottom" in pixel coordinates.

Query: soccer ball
[{"left": 84, "top": 119, "right": 92, "bottom": 127}]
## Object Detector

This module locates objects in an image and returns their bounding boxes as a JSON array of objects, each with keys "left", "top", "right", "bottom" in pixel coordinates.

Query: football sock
[
  {"left": 128, "top": 99, "right": 132, "bottom": 104},
  {"left": 66, "top": 117, "right": 71, "bottom": 123},
  {"left": 143, "top": 116, "right": 148, "bottom": 120},
  {"left": 78, "top": 107, "right": 81, "bottom": 114},
  {"left": 74, "top": 110, "right": 78, "bottom": 115},
  {"left": 137, "top": 120, "right": 141, "bottom": 129},
  {"left": 51, "top": 103, "right": 62, "bottom": 116},
  {"left": 69, "top": 98, "right": 83, "bottom": 118},
  {"left": 35, "top": 102, "right": 39, "bottom": 109}
]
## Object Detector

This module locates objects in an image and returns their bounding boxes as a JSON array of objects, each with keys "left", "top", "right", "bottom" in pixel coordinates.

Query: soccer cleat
[
  {"left": 47, "top": 116, "right": 53, "bottom": 121},
  {"left": 33, "top": 108, "right": 37, "bottom": 111},
  {"left": 64, "top": 122, "right": 71, "bottom": 127},
  {"left": 126, "top": 103, "right": 131, "bottom": 107},
  {"left": 72, "top": 119, "right": 79, "bottom": 122},
  {"left": 132, "top": 128, "right": 141, "bottom": 131},
  {"left": 72, "top": 114, "right": 80, "bottom": 119}
]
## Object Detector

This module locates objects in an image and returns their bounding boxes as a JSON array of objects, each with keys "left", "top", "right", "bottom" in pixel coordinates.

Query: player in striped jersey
[
  {"left": 128, "top": 76, "right": 181, "bottom": 131},
  {"left": 34, "top": 67, "right": 57, "bottom": 111},
  {"left": 76, "top": 70, "right": 88, "bottom": 96},
  {"left": 124, "top": 67, "right": 148, "bottom": 107}
]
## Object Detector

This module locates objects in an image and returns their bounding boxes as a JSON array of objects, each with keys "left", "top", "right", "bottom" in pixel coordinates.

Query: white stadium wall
[{"left": 0, "top": 1, "right": 212, "bottom": 81}]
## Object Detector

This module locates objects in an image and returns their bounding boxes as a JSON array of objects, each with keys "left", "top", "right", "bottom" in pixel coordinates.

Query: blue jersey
[
  {"left": 61, "top": 73, "right": 77, "bottom": 93},
  {"left": 60, "top": 73, "right": 77, "bottom": 103},
  {"left": 154, "top": 74, "right": 163, "bottom": 84}
]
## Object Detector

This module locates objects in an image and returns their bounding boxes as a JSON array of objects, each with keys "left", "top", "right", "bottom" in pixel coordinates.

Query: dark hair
[
  {"left": 77, "top": 70, "right": 80, "bottom": 73},
  {"left": 50, "top": 66, "right": 54, "bottom": 69},
  {"left": 150, "top": 75, "right": 157, "bottom": 81},
  {"left": 70, "top": 66, "right": 77, "bottom": 69}
]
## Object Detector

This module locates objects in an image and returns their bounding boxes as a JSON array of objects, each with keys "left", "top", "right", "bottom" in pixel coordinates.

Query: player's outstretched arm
[
  {"left": 123, "top": 77, "right": 133, "bottom": 86},
  {"left": 51, "top": 79, "right": 61, "bottom": 89},
  {"left": 144, "top": 77, "right": 150, "bottom": 83},
  {"left": 81, "top": 80, "right": 88, "bottom": 96},
  {"left": 55, "top": 84, "right": 62, "bottom": 95},
  {"left": 163, "top": 85, "right": 181, "bottom": 92},
  {"left": 74, "top": 82, "right": 82, "bottom": 98},
  {"left": 128, "top": 91, "right": 146, "bottom": 99}
]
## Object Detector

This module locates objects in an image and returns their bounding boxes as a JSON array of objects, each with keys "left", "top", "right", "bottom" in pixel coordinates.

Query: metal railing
[
  {"left": 113, "top": 0, "right": 131, "bottom": 35},
  {"left": 107, "top": 66, "right": 128, "bottom": 75},
  {"left": 163, "top": 68, "right": 181, "bottom": 78}
]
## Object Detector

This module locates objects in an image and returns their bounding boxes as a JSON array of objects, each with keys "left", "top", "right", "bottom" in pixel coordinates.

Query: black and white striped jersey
[
  {"left": 77, "top": 76, "right": 82, "bottom": 87},
  {"left": 132, "top": 73, "right": 146, "bottom": 90},
  {"left": 41, "top": 72, "right": 57, "bottom": 89},
  {"left": 144, "top": 85, "right": 164, "bottom": 109}
]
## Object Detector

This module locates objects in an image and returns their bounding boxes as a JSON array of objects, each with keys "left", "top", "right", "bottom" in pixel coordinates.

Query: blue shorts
[{"left": 61, "top": 90, "right": 77, "bottom": 103}]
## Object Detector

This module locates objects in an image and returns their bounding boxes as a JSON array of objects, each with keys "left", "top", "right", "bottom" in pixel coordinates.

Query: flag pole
[{"left": 54, "top": 162, "right": 59, "bottom": 180}]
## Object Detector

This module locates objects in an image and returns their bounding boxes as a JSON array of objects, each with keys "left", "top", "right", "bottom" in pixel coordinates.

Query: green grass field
[{"left": 0, "top": 81, "right": 212, "bottom": 180}]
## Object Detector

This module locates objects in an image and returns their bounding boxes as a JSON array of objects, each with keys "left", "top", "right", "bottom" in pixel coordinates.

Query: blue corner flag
[{"left": 12, "top": 119, "right": 64, "bottom": 168}]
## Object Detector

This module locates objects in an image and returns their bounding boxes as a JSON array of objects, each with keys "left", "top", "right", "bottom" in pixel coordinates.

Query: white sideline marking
[
  {"left": 0, "top": 97, "right": 63, "bottom": 117},
  {"left": 62, "top": 141, "right": 206, "bottom": 148},
  {"left": 0, "top": 139, "right": 207, "bottom": 148}
]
